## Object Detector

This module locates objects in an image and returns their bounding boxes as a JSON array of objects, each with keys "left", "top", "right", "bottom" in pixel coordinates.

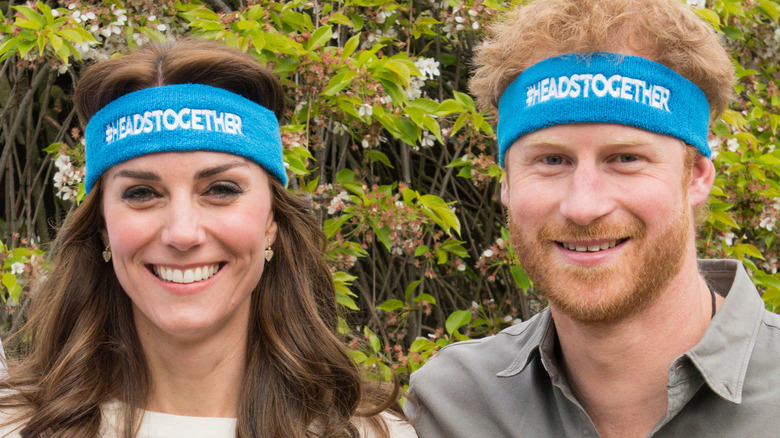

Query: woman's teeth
[
  {"left": 562, "top": 240, "right": 620, "bottom": 252},
  {"left": 153, "top": 264, "right": 220, "bottom": 284}
]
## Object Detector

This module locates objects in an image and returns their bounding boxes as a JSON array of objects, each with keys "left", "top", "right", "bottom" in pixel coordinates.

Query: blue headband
[
  {"left": 85, "top": 83, "right": 287, "bottom": 193},
  {"left": 497, "top": 52, "right": 711, "bottom": 166}
]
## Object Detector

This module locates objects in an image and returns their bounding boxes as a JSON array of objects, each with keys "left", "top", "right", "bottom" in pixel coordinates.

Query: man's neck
[{"left": 551, "top": 256, "right": 723, "bottom": 438}]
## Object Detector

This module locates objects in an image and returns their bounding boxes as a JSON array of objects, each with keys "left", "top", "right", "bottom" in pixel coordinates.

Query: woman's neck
[{"left": 137, "top": 318, "right": 248, "bottom": 418}]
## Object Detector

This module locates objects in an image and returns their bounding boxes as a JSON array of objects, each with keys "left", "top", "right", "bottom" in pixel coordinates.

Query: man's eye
[
  {"left": 543, "top": 155, "right": 564, "bottom": 165},
  {"left": 618, "top": 154, "right": 638, "bottom": 163},
  {"left": 205, "top": 182, "right": 243, "bottom": 198},
  {"left": 121, "top": 186, "right": 157, "bottom": 201}
]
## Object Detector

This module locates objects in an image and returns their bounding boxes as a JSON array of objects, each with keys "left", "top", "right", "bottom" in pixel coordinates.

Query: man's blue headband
[
  {"left": 497, "top": 52, "right": 711, "bottom": 166},
  {"left": 85, "top": 83, "right": 287, "bottom": 193}
]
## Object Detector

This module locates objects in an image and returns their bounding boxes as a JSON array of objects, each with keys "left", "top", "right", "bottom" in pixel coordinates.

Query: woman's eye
[
  {"left": 121, "top": 186, "right": 158, "bottom": 201},
  {"left": 543, "top": 155, "right": 564, "bottom": 165},
  {"left": 205, "top": 182, "right": 243, "bottom": 198}
]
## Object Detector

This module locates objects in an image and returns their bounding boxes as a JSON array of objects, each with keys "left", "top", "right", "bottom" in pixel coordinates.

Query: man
[{"left": 404, "top": 0, "right": 780, "bottom": 437}]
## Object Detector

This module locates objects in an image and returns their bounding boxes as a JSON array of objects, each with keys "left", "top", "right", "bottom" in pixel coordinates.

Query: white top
[{"left": 0, "top": 401, "right": 417, "bottom": 438}]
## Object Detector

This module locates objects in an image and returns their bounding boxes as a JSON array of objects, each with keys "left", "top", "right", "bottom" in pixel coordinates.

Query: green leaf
[
  {"left": 409, "top": 338, "right": 437, "bottom": 353},
  {"left": 322, "top": 213, "right": 353, "bottom": 238},
  {"left": 328, "top": 13, "right": 354, "bottom": 27},
  {"left": 440, "top": 239, "right": 469, "bottom": 258},
  {"left": 383, "top": 59, "right": 411, "bottom": 85},
  {"left": 404, "top": 279, "right": 422, "bottom": 302},
  {"left": 235, "top": 20, "right": 260, "bottom": 30},
  {"left": 370, "top": 221, "right": 392, "bottom": 251},
  {"left": 414, "top": 245, "right": 429, "bottom": 257},
  {"left": 453, "top": 91, "right": 476, "bottom": 112},
  {"left": 348, "top": 349, "right": 367, "bottom": 363},
  {"left": 1, "top": 273, "right": 17, "bottom": 293},
  {"left": 322, "top": 70, "right": 357, "bottom": 96},
  {"left": 377, "top": 299, "right": 404, "bottom": 313},
  {"left": 13, "top": 5, "right": 43, "bottom": 25},
  {"left": 336, "top": 168, "right": 356, "bottom": 183},
  {"left": 734, "top": 243, "right": 765, "bottom": 260},
  {"left": 366, "top": 150, "right": 394, "bottom": 168},
  {"left": 364, "top": 327, "right": 380, "bottom": 353},
  {"left": 445, "top": 310, "right": 471, "bottom": 335},
  {"left": 336, "top": 292, "right": 359, "bottom": 310},
  {"left": 341, "top": 33, "right": 360, "bottom": 59},
  {"left": 694, "top": 8, "right": 721, "bottom": 31},
  {"left": 16, "top": 19, "right": 43, "bottom": 31},
  {"left": 306, "top": 25, "right": 332, "bottom": 50},
  {"left": 758, "top": 0, "right": 780, "bottom": 20},
  {"left": 413, "top": 293, "right": 437, "bottom": 305},
  {"left": 510, "top": 264, "right": 532, "bottom": 292}
]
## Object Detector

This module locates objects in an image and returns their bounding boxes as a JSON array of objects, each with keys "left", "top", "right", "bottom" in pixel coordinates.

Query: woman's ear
[{"left": 265, "top": 213, "right": 278, "bottom": 246}]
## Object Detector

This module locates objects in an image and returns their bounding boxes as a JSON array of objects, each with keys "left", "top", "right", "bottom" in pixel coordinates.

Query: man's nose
[
  {"left": 558, "top": 163, "right": 616, "bottom": 226},
  {"left": 160, "top": 197, "right": 206, "bottom": 252}
]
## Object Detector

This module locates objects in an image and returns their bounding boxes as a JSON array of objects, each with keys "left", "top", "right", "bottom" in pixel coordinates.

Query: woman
[{"left": 0, "top": 39, "right": 416, "bottom": 438}]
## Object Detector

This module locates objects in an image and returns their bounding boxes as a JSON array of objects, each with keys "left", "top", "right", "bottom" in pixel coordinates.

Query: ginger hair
[{"left": 470, "top": 0, "right": 735, "bottom": 119}]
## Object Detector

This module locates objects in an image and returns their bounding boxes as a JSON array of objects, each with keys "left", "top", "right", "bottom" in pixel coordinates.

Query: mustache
[{"left": 537, "top": 217, "right": 646, "bottom": 242}]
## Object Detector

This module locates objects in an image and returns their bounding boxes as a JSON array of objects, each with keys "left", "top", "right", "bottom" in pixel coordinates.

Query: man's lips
[{"left": 556, "top": 238, "right": 629, "bottom": 253}]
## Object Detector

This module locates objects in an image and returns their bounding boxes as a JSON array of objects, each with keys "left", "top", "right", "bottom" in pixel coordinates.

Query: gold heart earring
[
  {"left": 102, "top": 245, "right": 112, "bottom": 263},
  {"left": 264, "top": 238, "right": 274, "bottom": 262}
]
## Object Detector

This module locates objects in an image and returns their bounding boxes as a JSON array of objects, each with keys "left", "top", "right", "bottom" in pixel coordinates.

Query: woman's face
[{"left": 101, "top": 151, "right": 277, "bottom": 343}]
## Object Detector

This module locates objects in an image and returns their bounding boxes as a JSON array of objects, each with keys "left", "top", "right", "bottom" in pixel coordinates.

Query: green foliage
[{"left": 1, "top": 0, "right": 779, "bottom": 387}]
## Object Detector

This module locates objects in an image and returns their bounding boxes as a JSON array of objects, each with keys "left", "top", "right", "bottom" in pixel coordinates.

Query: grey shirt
[{"left": 405, "top": 259, "right": 780, "bottom": 437}]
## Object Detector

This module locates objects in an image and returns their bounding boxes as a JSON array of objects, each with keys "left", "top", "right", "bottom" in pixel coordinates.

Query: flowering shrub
[{"left": 1, "top": 0, "right": 779, "bottom": 386}]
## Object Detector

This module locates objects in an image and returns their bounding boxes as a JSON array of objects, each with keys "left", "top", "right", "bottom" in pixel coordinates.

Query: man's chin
[{"left": 535, "top": 271, "right": 657, "bottom": 324}]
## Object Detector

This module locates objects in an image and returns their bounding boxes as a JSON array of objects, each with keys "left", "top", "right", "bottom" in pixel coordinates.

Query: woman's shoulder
[
  {"left": 0, "top": 390, "right": 26, "bottom": 438},
  {"left": 357, "top": 411, "right": 417, "bottom": 438},
  {"left": 101, "top": 400, "right": 237, "bottom": 438}
]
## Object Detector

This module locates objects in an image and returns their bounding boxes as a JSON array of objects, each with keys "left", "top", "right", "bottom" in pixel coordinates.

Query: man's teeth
[
  {"left": 153, "top": 264, "right": 220, "bottom": 284},
  {"left": 562, "top": 240, "right": 619, "bottom": 252}
]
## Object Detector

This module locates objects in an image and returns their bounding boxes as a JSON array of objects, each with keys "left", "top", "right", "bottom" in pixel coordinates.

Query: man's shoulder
[{"left": 409, "top": 309, "right": 549, "bottom": 386}]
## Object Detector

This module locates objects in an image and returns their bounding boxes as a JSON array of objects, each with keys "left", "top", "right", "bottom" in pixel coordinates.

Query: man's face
[{"left": 502, "top": 123, "right": 703, "bottom": 324}]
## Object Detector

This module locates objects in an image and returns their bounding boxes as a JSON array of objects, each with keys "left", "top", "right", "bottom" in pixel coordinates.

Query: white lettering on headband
[
  {"left": 525, "top": 74, "right": 671, "bottom": 112},
  {"left": 104, "top": 109, "right": 243, "bottom": 145},
  {"left": 496, "top": 52, "right": 712, "bottom": 166}
]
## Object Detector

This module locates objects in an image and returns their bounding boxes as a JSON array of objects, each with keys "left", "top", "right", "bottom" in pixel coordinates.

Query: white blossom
[
  {"left": 421, "top": 131, "right": 436, "bottom": 148},
  {"left": 760, "top": 216, "right": 776, "bottom": 231},
  {"left": 415, "top": 57, "right": 440, "bottom": 80},
  {"left": 10, "top": 262, "right": 25, "bottom": 275},
  {"left": 358, "top": 104, "right": 373, "bottom": 117},
  {"left": 483, "top": 249, "right": 494, "bottom": 257}
]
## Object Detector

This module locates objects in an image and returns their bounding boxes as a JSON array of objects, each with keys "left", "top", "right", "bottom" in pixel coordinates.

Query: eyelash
[
  {"left": 120, "top": 182, "right": 244, "bottom": 202},
  {"left": 205, "top": 182, "right": 243, "bottom": 198},
  {"left": 121, "top": 185, "right": 157, "bottom": 201}
]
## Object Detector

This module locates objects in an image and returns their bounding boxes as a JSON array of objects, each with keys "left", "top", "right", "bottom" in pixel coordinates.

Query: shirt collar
[
  {"left": 684, "top": 259, "right": 764, "bottom": 404},
  {"left": 496, "top": 308, "right": 552, "bottom": 378},
  {"left": 494, "top": 259, "right": 764, "bottom": 406}
]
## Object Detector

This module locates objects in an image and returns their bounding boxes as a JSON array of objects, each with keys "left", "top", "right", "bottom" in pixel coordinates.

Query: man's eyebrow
[
  {"left": 113, "top": 170, "right": 160, "bottom": 181},
  {"left": 194, "top": 161, "right": 249, "bottom": 180},
  {"left": 521, "top": 137, "right": 655, "bottom": 149}
]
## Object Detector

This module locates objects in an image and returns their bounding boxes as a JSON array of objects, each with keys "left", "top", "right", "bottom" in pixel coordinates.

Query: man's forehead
[{"left": 512, "top": 123, "right": 679, "bottom": 151}]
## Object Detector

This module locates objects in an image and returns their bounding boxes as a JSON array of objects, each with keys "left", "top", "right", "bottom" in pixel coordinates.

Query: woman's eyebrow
[
  {"left": 113, "top": 170, "right": 160, "bottom": 181},
  {"left": 194, "top": 161, "right": 249, "bottom": 180}
]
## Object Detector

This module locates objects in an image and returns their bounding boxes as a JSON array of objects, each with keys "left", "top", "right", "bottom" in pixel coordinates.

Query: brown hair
[
  {"left": 0, "top": 39, "right": 398, "bottom": 437},
  {"left": 470, "top": 0, "right": 735, "bottom": 119}
]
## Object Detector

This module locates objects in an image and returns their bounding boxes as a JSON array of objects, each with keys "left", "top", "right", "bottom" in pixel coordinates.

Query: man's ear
[
  {"left": 688, "top": 154, "right": 715, "bottom": 207},
  {"left": 500, "top": 167, "right": 511, "bottom": 207}
]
